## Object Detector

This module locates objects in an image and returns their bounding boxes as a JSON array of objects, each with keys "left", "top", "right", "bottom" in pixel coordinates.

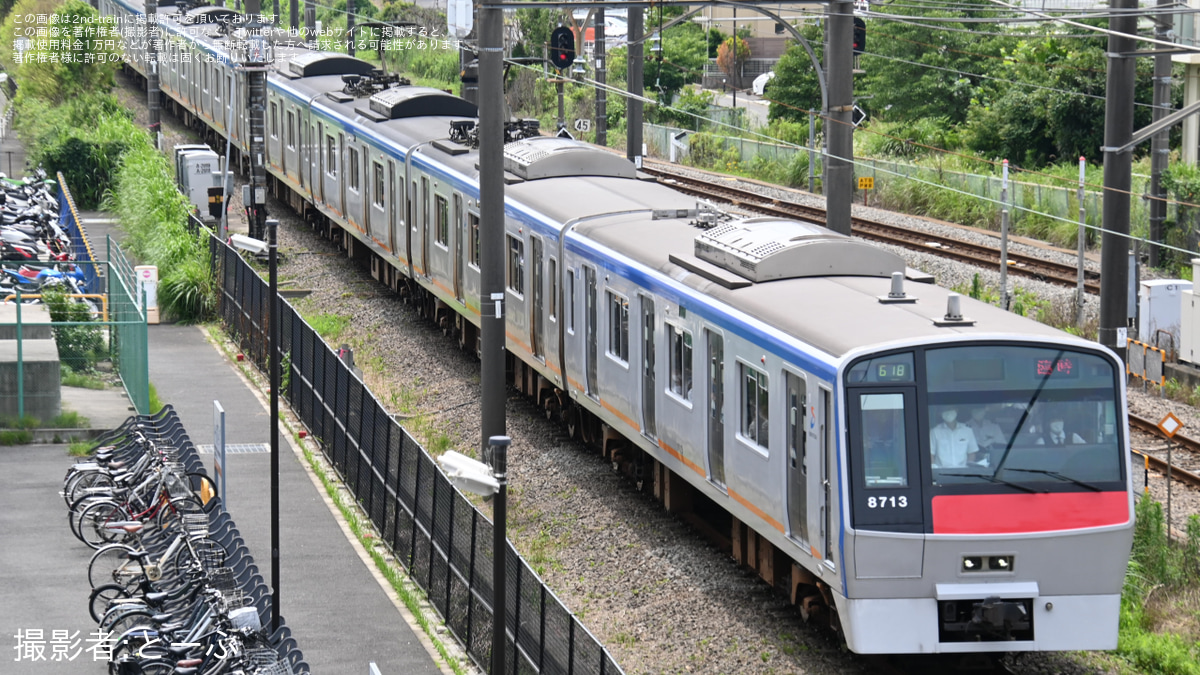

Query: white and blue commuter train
[{"left": 98, "top": 0, "right": 1135, "bottom": 654}]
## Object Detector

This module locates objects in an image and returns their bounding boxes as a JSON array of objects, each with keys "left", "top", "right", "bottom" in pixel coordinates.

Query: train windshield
[
  {"left": 924, "top": 345, "right": 1124, "bottom": 490},
  {"left": 846, "top": 343, "right": 1125, "bottom": 531}
]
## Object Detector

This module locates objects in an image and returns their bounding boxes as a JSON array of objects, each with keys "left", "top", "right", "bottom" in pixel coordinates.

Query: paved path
[{"left": 0, "top": 329, "right": 449, "bottom": 674}]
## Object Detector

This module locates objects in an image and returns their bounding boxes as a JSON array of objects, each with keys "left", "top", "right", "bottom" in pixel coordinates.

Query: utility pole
[
  {"left": 244, "top": 1, "right": 268, "bottom": 242},
  {"left": 1149, "top": 0, "right": 1172, "bottom": 268},
  {"left": 1100, "top": 0, "right": 1137, "bottom": 362},
  {"left": 146, "top": 0, "right": 160, "bottom": 150},
  {"left": 239, "top": 0, "right": 275, "bottom": 631},
  {"left": 477, "top": 0, "right": 508, "bottom": 665},
  {"left": 824, "top": 0, "right": 854, "bottom": 236},
  {"left": 628, "top": 7, "right": 644, "bottom": 166},
  {"left": 347, "top": 0, "right": 356, "bottom": 57},
  {"left": 595, "top": 8, "right": 606, "bottom": 147},
  {"left": 289, "top": 0, "right": 296, "bottom": 31}
]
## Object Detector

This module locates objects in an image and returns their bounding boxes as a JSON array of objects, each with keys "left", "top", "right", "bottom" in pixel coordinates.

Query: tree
[
  {"left": 857, "top": 6, "right": 1008, "bottom": 125},
  {"left": 960, "top": 26, "right": 1159, "bottom": 167},
  {"left": 766, "top": 23, "right": 823, "bottom": 123},
  {"left": 646, "top": 21, "right": 707, "bottom": 104},
  {"left": 716, "top": 36, "right": 749, "bottom": 89}
]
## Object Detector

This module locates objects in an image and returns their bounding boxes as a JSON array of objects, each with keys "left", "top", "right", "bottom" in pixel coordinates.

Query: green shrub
[{"left": 41, "top": 286, "right": 104, "bottom": 372}]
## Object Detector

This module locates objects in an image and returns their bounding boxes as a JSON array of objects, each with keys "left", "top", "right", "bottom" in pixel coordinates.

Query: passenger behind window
[{"left": 930, "top": 407, "right": 980, "bottom": 468}]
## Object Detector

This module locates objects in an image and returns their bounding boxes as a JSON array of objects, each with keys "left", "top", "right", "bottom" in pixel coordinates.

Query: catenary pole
[
  {"left": 1100, "top": 0, "right": 1137, "bottom": 362},
  {"left": 627, "top": 7, "right": 644, "bottom": 166},
  {"left": 824, "top": 0, "right": 853, "bottom": 236},
  {"left": 478, "top": 0, "right": 507, "bottom": 669},
  {"left": 146, "top": 0, "right": 160, "bottom": 149},
  {"left": 595, "top": 8, "right": 606, "bottom": 147},
  {"left": 1148, "top": 0, "right": 1171, "bottom": 268}
]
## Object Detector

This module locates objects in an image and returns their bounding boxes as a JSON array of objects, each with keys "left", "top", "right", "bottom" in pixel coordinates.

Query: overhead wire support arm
[{"left": 1109, "top": 99, "right": 1200, "bottom": 153}]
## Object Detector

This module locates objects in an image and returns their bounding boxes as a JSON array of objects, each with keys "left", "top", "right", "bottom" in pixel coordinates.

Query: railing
[
  {"left": 211, "top": 234, "right": 624, "bottom": 675},
  {"left": 57, "top": 171, "right": 101, "bottom": 294}
]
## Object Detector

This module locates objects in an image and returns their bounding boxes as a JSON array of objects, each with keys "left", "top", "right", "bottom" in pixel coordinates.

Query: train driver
[
  {"left": 930, "top": 407, "right": 980, "bottom": 468},
  {"left": 1035, "top": 412, "right": 1086, "bottom": 446}
]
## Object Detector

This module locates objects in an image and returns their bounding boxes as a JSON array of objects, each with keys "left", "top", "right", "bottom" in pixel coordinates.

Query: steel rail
[
  {"left": 1129, "top": 413, "right": 1200, "bottom": 489},
  {"left": 642, "top": 165, "right": 1101, "bottom": 294}
]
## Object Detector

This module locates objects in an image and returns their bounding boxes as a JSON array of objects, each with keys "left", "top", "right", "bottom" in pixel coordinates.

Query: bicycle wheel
[
  {"left": 186, "top": 472, "right": 219, "bottom": 509},
  {"left": 175, "top": 536, "right": 227, "bottom": 572},
  {"left": 88, "top": 583, "right": 133, "bottom": 624},
  {"left": 101, "top": 608, "right": 153, "bottom": 635},
  {"left": 134, "top": 658, "right": 176, "bottom": 675},
  {"left": 67, "top": 493, "right": 110, "bottom": 540},
  {"left": 64, "top": 470, "right": 114, "bottom": 507},
  {"left": 88, "top": 544, "right": 143, "bottom": 589},
  {"left": 153, "top": 495, "right": 204, "bottom": 535},
  {"left": 77, "top": 501, "right": 133, "bottom": 549}
]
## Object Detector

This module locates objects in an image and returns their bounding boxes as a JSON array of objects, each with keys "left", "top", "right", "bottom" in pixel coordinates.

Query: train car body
[{"left": 98, "top": 0, "right": 1134, "bottom": 655}]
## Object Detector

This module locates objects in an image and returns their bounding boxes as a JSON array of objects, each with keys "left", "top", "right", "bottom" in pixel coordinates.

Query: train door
[
  {"left": 786, "top": 372, "right": 808, "bottom": 544},
  {"left": 338, "top": 132, "right": 346, "bottom": 218},
  {"left": 420, "top": 177, "right": 430, "bottom": 277},
  {"left": 641, "top": 296, "right": 656, "bottom": 439},
  {"left": 314, "top": 122, "right": 323, "bottom": 204},
  {"left": 706, "top": 330, "right": 725, "bottom": 487},
  {"left": 368, "top": 159, "right": 385, "bottom": 245},
  {"left": 453, "top": 194, "right": 464, "bottom": 303},
  {"left": 387, "top": 160, "right": 397, "bottom": 252},
  {"left": 361, "top": 149, "right": 370, "bottom": 233},
  {"left": 821, "top": 386, "right": 835, "bottom": 567},
  {"left": 530, "top": 236, "right": 544, "bottom": 359},
  {"left": 408, "top": 179, "right": 417, "bottom": 275},
  {"left": 584, "top": 266, "right": 598, "bottom": 398}
]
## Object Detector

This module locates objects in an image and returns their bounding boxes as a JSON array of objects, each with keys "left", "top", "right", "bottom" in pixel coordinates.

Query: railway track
[
  {"left": 1129, "top": 413, "right": 1200, "bottom": 489},
  {"left": 641, "top": 164, "right": 1102, "bottom": 295}
]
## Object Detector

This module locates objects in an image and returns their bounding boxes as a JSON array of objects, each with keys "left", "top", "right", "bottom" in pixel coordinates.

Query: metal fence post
[{"left": 15, "top": 288, "right": 22, "bottom": 420}]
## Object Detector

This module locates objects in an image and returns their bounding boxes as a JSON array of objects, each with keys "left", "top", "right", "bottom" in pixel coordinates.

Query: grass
[
  {"left": 68, "top": 440, "right": 94, "bottom": 456},
  {"left": 0, "top": 429, "right": 32, "bottom": 445},
  {"left": 49, "top": 411, "right": 90, "bottom": 428},
  {"left": 1114, "top": 497, "right": 1200, "bottom": 672},
  {"left": 307, "top": 313, "right": 351, "bottom": 342},
  {"left": 147, "top": 382, "right": 164, "bottom": 415},
  {"left": 61, "top": 367, "right": 110, "bottom": 390}
]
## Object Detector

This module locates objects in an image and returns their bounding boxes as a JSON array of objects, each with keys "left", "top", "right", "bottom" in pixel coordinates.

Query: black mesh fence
[{"left": 210, "top": 234, "right": 623, "bottom": 675}]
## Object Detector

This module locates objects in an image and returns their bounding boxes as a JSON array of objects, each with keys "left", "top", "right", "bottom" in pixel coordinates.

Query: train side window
[
  {"left": 741, "top": 364, "right": 769, "bottom": 449},
  {"left": 326, "top": 136, "right": 337, "bottom": 177},
  {"left": 668, "top": 326, "right": 692, "bottom": 401},
  {"left": 607, "top": 291, "right": 629, "bottom": 363},
  {"left": 506, "top": 234, "right": 524, "bottom": 295},
  {"left": 859, "top": 392, "right": 908, "bottom": 488},
  {"left": 435, "top": 196, "right": 449, "bottom": 245},
  {"left": 548, "top": 258, "right": 558, "bottom": 321},
  {"left": 348, "top": 147, "right": 360, "bottom": 192},
  {"left": 287, "top": 111, "right": 296, "bottom": 150},
  {"left": 422, "top": 177, "right": 429, "bottom": 229},
  {"left": 468, "top": 213, "right": 480, "bottom": 267},
  {"left": 270, "top": 102, "right": 278, "bottom": 139},
  {"left": 566, "top": 268, "right": 575, "bottom": 334},
  {"left": 373, "top": 162, "right": 384, "bottom": 207}
]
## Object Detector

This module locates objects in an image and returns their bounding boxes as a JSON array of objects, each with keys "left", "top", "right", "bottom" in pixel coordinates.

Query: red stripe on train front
[{"left": 932, "top": 492, "right": 1129, "bottom": 534}]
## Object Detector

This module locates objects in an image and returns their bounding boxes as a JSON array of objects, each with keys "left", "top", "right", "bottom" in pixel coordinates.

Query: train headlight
[
  {"left": 962, "top": 556, "right": 982, "bottom": 572},
  {"left": 988, "top": 555, "right": 1014, "bottom": 571}
]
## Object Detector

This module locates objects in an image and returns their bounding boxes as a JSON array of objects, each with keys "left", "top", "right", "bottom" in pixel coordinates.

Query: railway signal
[{"left": 550, "top": 26, "right": 575, "bottom": 71}]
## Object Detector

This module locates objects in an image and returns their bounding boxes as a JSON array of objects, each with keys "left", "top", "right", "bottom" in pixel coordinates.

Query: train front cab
[{"left": 837, "top": 339, "right": 1133, "bottom": 654}]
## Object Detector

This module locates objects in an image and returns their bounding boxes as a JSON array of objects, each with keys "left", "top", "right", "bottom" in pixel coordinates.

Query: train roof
[{"left": 572, "top": 210, "right": 1066, "bottom": 359}]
